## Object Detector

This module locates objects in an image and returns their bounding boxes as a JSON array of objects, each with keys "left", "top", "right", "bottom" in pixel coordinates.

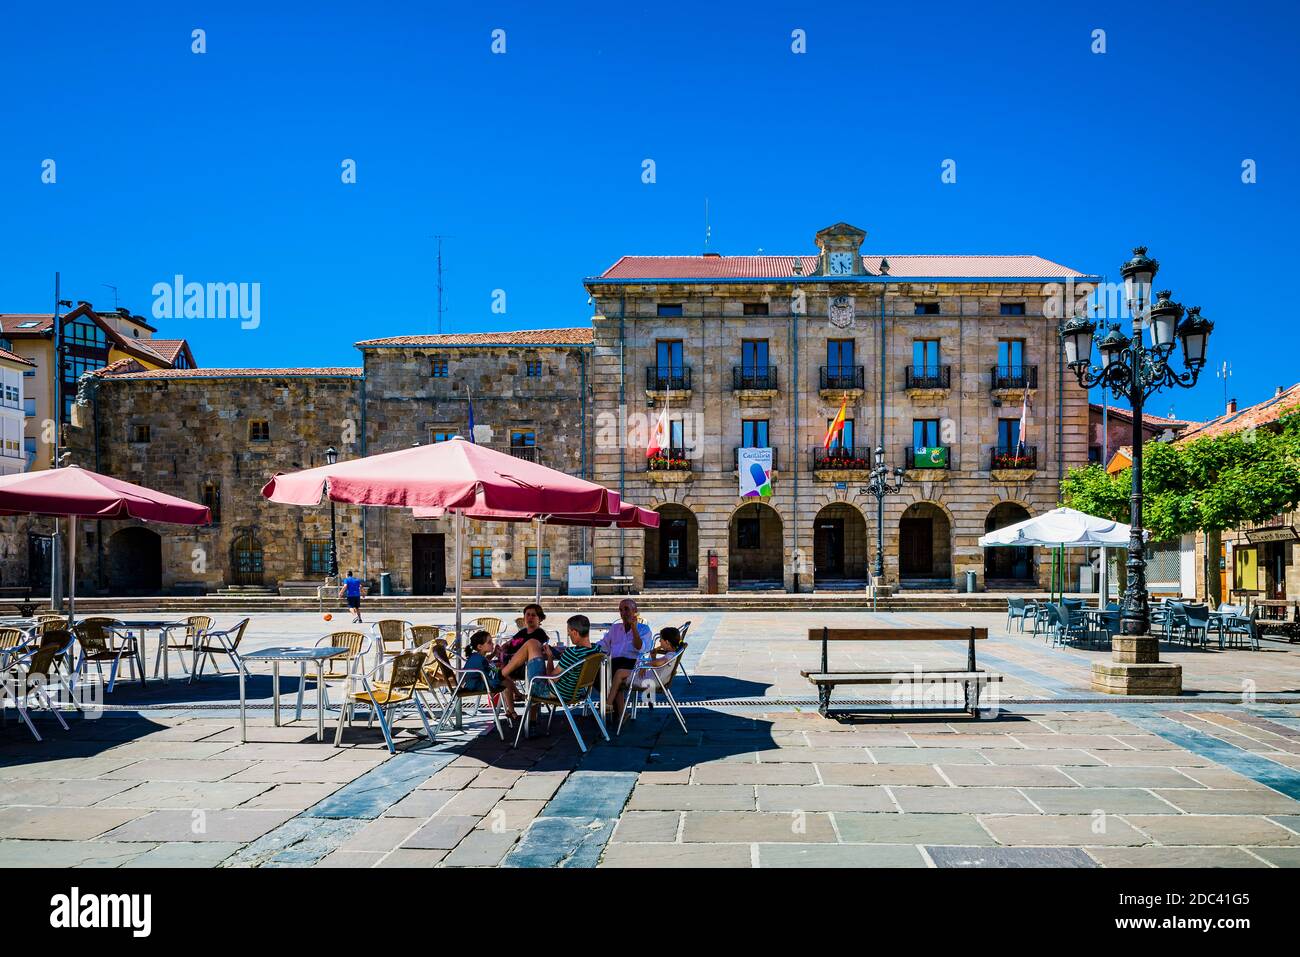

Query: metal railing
[
  {"left": 647, "top": 447, "right": 693, "bottom": 471},
  {"left": 904, "top": 365, "right": 951, "bottom": 389},
  {"left": 732, "top": 366, "right": 779, "bottom": 391},
  {"left": 646, "top": 367, "right": 692, "bottom": 391},
  {"left": 990, "top": 445, "right": 1037, "bottom": 470},
  {"left": 991, "top": 365, "right": 1038, "bottom": 390},
  {"left": 505, "top": 445, "right": 539, "bottom": 463},
  {"left": 819, "top": 365, "right": 865, "bottom": 390},
  {"left": 811, "top": 445, "right": 873, "bottom": 470},
  {"left": 905, "top": 445, "right": 950, "bottom": 469}
]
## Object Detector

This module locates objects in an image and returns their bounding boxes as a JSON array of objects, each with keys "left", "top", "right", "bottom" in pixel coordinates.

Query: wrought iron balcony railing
[{"left": 819, "top": 365, "right": 865, "bottom": 390}]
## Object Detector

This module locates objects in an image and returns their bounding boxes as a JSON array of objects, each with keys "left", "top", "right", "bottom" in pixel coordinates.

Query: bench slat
[
  {"left": 802, "top": 671, "right": 1002, "bottom": 684},
  {"left": 808, "top": 628, "right": 988, "bottom": 641}
]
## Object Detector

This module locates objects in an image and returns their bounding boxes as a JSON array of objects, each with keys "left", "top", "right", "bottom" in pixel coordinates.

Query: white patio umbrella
[{"left": 978, "top": 507, "right": 1135, "bottom": 605}]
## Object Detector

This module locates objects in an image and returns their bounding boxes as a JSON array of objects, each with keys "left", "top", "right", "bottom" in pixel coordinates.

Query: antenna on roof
[
  {"left": 101, "top": 283, "right": 119, "bottom": 310},
  {"left": 431, "top": 235, "right": 453, "bottom": 335},
  {"left": 703, "top": 198, "right": 711, "bottom": 251},
  {"left": 1217, "top": 361, "right": 1232, "bottom": 410}
]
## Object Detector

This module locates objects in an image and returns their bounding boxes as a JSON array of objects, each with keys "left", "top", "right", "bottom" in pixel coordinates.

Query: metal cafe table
[{"left": 238, "top": 645, "right": 350, "bottom": 743}]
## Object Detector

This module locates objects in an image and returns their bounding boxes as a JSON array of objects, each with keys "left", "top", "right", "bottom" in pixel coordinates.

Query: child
[{"left": 462, "top": 630, "right": 512, "bottom": 715}]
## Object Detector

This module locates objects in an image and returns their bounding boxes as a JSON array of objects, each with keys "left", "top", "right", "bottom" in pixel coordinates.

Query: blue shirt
[{"left": 342, "top": 576, "right": 363, "bottom": 598}]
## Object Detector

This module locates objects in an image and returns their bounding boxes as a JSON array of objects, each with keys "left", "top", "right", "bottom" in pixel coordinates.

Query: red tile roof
[
  {"left": 0, "top": 309, "right": 195, "bottom": 369},
  {"left": 1176, "top": 384, "right": 1300, "bottom": 444},
  {"left": 0, "top": 347, "right": 34, "bottom": 367},
  {"left": 143, "top": 338, "right": 191, "bottom": 364},
  {"left": 0, "top": 314, "right": 54, "bottom": 335},
  {"left": 102, "top": 367, "right": 362, "bottom": 380},
  {"left": 594, "top": 254, "right": 1092, "bottom": 281},
  {"left": 1089, "top": 403, "right": 1197, "bottom": 430},
  {"left": 356, "top": 328, "right": 594, "bottom": 347}
]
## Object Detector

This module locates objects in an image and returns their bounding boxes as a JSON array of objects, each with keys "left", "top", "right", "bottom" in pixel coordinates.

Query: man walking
[{"left": 338, "top": 570, "right": 365, "bottom": 624}]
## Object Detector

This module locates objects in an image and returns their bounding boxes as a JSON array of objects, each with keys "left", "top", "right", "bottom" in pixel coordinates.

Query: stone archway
[
  {"left": 107, "top": 527, "right": 162, "bottom": 595},
  {"left": 728, "top": 501, "right": 784, "bottom": 588},
  {"left": 813, "top": 502, "right": 868, "bottom": 583},
  {"left": 899, "top": 502, "right": 952, "bottom": 582},
  {"left": 985, "top": 502, "right": 1035, "bottom": 585},
  {"left": 645, "top": 504, "right": 698, "bottom": 584}
]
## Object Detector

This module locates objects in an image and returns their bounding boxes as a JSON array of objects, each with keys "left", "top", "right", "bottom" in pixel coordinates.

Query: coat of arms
[{"left": 828, "top": 295, "right": 855, "bottom": 329}]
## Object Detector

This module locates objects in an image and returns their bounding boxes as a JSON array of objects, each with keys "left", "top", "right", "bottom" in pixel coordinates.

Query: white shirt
[{"left": 600, "top": 621, "right": 652, "bottom": 661}]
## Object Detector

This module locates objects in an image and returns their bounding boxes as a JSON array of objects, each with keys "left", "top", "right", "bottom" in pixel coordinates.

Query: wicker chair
[
  {"left": 188, "top": 618, "right": 251, "bottom": 683},
  {"left": 472, "top": 617, "right": 504, "bottom": 638},
  {"left": 0, "top": 627, "right": 31, "bottom": 669},
  {"left": 299, "top": 631, "right": 371, "bottom": 715},
  {"left": 373, "top": 619, "right": 413, "bottom": 663},
  {"left": 514, "top": 652, "right": 608, "bottom": 752},
  {"left": 334, "top": 650, "right": 434, "bottom": 753},
  {"left": 5, "top": 631, "right": 78, "bottom": 741},
  {"left": 71, "top": 619, "right": 138, "bottom": 692},
  {"left": 155, "top": 616, "right": 213, "bottom": 678},
  {"left": 409, "top": 625, "right": 442, "bottom": 650},
  {"left": 423, "top": 638, "right": 508, "bottom": 740}
]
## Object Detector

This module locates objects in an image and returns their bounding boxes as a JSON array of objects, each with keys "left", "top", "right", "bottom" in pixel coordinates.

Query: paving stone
[
  {"left": 1126, "top": 814, "right": 1300, "bottom": 845},
  {"left": 477, "top": 799, "right": 547, "bottom": 831},
  {"left": 0, "top": 779, "right": 138, "bottom": 807},
  {"left": 503, "top": 816, "right": 615, "bottom": 867},
  {"left": 101, "top": 759, "right": 256, "bottom": 782},
  {"left": 238, "top": 783, "right": 343, "bottom": 810},
  {"left": 982, "top": 749, "right": 1105, "bottom": 766},
  {"left": 908, "top": 733, "right": 1013, "bottom": 749},
  {"left": 418, "top": 766, "right": 482, "bottom": 790},
  {"left": 977, "top": 813, "right": 1154, "bottom": 846},
  {"left": 102, "top": 741, "right": 240, "bottom": 761},
  {"left": 891, "top": 787, "right": 1037, "bottom": 814},
  {"left": 502, "top": 771, "right": 568, "bottom": 800},
  {"left": 939, "top": 765, "right": 1079, "bottom": 787},
  {"left": 226, "top": 760, "right": 375, "bottom": 784},
  {"left": 214, "top": 743, "right": 347, "bottom": 762},
  {"left": 1152, "top": 789, "right": 1300, "bottom": 815},
  {"left": 1063, "top": 766, "right": 1203, "bottom": 789},
  {"left": 101, "top": 808, "right": 297, "bottom": 843},
  {"left": 0, "top": 756, "right": 149, "bottom": 780},
  {"left": 627, "top": 784, "right": 754, "bottom": 812},
  {"left": 434, "top": 788, "right": 508, "bottom": 817},
  {"left": 96, "top": 781, "right": 272, "bottom": 810},
  {"left": 637, "top": 769, "right": 692, "bottom": 785},
  {"left": 471, "top": 767, "right": 526, "bottom": 789},
  {"left": 338, "top": 816, "right": 423, "bottom": 854},
  {"left": 817, "top": 764, "right": 947, "bottom": 786},
  {"left": 755, "top": 785, "right": 894, "bottom": 813},
  {"left": 1012, "top": 734, "right": 1131, "bottom": 750},
  {"left": 1270, "top": 815, "right": 1300, "bottom": 833},
  {"left": 866, "top": 748, "right": 989, "bottom": 765},
  {"left": 385, "top": 790, "right": 455, "bottom": 818},
  {"left": 1174, "top": 767, "right": 1269, "bottom": 789},
  {"left": 927, "top": 846, "right": 1098, "bottom": 868},
  {"left": 681, "top": 811, "right": 836, "bottom": 843},
  {"left": 692, "top": 762, "right": 819, "bottom": 785},
  {"left": 443, "top": 830, "right": 521, "bottom": 867},
  {"left": 758, "top": 843, "right": 927, "bottom": 868},
  {"left": 378, "top": 848, "right": 450, "bottom": 866},
  {"left": 309, "top": 751, "right": 456, "bottom": 819},
  {"left": 1089, "top": 750, "right": 1214, "bottom": 767},
  {"left": 834, "top": 812, "right": 996, "bottom": 845},
  {"left": 316, "top": 850, "right": 384, "bottom": 868},
  {"left": 757, "top": 747, "right": 870, "bottom": 764},
  {"left": 120, "top": 841, "right": 243, "bottom": 868},
  {"left": 1087, "top": 846, "right": 1271, "bottom": 868},
  {"left": 597, "top": 842, "right": 752, "bottom": 867},
  {"left": 1250, "top": 847, "right": 1300, "bottom": 867},
  {"left": 402, "top": 815, "right": 480, "bottom": 850},
  {"left": 1021, "top": 788, "right": 1178, "bottom": 814},
  {"left": 0, "top": 805, "right": 145, "bottom": 840},
  {"left": 542, "top": 771, "right": 637, "bottom": 820},
  {"left": 611, "top": 811, "right": 681, "bottom": 843},
  {"left": 0, "top": 838, "right": 152, "bottom": 867}
]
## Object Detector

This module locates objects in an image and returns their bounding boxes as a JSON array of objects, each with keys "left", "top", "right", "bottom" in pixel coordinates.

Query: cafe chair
[
  {"left": 71, "top": 619, "right": 138, "bottom": 693},
  {"left": 617, "top": 648, "right": 688, "bottom": 735},
  {"left": 676, "top": 621, "right": 694, "bottom": 684},
  {"left": 513, "top": 652, "right": 608, "bottom": 753},
  {"left": 155, "top": 616, "right": 213, "bottom": 678},
  {"left": 335, "top": 650, "right": 435, "bottom": 753},
  {"left": 423, "top": 638, "right": 508, "bottom": 741},
  {"left": 299, "top": 632, "right": 371, "bottom": 717},
  {"left": 4, "top": 632, "right": 79, "bottom": 741},
  {"left": 188, "top": 618, "right": 251, "bottom": 683},
  {"left": 372, "top": 619, "right": 413, "bottom": 664}
]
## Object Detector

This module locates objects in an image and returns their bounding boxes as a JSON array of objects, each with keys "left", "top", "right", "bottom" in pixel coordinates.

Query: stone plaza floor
[{"left": 3, "top": 609, "right": 1300, "bottom": 868}]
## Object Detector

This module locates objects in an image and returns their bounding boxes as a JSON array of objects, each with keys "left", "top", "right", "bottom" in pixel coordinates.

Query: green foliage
[{"left": 1060, "top": 405, "right": 1300, "bottom": 539}]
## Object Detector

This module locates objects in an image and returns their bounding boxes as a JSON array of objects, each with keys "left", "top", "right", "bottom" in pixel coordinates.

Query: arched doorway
[
  {"left": 985, "top": 502, "right": 1035, "bottom": 586},
  {"left": 899, "top": 502, "right": 952, "bottom": 582},
  {"left": 107, "top": 527, "right": 162, "bottom": 595},
  {"left": 729, "top": 501, "right": 784, "bottom": 588},
  {"left": 231, "top": 530, "right": 265, "bottom": 586},
  {"left": 645, "top": 504, "right": 698, "bottom": 584},
  {"left": 813, "top": 503, "right": 868, "bottom": 583}
]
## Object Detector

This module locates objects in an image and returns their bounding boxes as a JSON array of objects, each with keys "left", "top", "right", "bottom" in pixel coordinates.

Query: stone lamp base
[{"left": 1092, "top": 636, "right": 1182, "bottom": 695}]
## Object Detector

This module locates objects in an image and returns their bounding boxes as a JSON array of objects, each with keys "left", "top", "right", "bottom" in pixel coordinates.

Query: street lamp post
[
  {"left": 325, "top": 446, "right": 339, "bottom": 581},
  {"left": 861, "top": 445, "right": 905, "bottom": 611},
  {"left": 1060, "top": 247, "right": 1213, "bottom": 695}
]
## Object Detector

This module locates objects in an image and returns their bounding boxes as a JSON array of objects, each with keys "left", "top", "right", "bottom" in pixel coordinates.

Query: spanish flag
[{"left": 823, "top": 398, "right": 848, "bottom": 450}]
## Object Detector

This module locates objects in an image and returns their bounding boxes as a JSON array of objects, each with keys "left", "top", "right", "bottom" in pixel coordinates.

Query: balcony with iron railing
[
  {"left": 989, "top": 445, "right": 1037, "bottom": 472},
  {"left": 904, "top": 365, "right": 951, "bottom": 391},
  {"left": 732, "top": 366, "right": 779, "bottom": 392},
  {"left": 811, "top": 445, "right": 874, "bottom": 474},
  {"left": 646, "top": 366, "right": 692, "bottom": 393},
  {"left": 990, "top": 365, "right": 1038, "bottom": 392},
  {"left": 504, "top": 444, "right": 540, "bottom": 463},
  {"left": 904, "top": 445, "right": 950, "bottom": 471},
  {"left": 646, "top": 446, "right": 694, "bottom": 482},
  {"left": 819, "top": 365, "right": 865, "bottom": 393}
]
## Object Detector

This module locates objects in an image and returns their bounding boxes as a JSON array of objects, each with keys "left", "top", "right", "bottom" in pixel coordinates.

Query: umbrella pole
[
  {"left": 534, "top": 518, "right": 543, "bottom": 606},
  {"left": 453, "top": 509, "right": 464, "bottom": 731},
  {"left": 68, "top": 515, "right": 77, "bottom": 626}
]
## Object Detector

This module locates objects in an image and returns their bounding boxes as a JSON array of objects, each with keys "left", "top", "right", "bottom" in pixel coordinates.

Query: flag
[
  {"left": 647, "top": 399, "right": 670, "bottom": 458},
  {"left": 1018, "top": 387, "right": 1029, "bottom": 452},
  {"left": 823, "top": 398, "right": 848, "bottom": 450},
  {"left": 467, "top": 386, "right": 476, "bottom": 444}
]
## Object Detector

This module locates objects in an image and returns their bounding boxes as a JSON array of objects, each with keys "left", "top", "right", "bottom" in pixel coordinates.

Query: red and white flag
[
  {"left": 1018, "top": 387, "right": 1029, "bottom": 451},
  {"left": 647, "top": 402, "right": 670, "bottom": 458}
]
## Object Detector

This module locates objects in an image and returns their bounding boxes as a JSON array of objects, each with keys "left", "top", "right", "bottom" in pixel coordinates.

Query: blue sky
[{"left": 2, "top": 0, "right": 1295, "bottom": 422}]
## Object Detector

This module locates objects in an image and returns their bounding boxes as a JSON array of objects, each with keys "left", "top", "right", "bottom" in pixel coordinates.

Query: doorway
[
  {"left": 899, "top": 502, "right": 952, "bottom": 581},
  {"left": 812, "top": 503, "right": 867, "bottom": 582},
  {"left": 412, "top": 533, "right": 446, "bottom": 595}
]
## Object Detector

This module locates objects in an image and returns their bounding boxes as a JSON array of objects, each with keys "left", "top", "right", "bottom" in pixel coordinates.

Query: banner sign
[
  {"left": 738, "top": 447, "right": 773, "bottom": 498},
  {"left": 1245, "top": 525, "right": 1299, "bottom": 544},
  {"left": 912, "top": 445, "right": 949, "bottom": 469}
]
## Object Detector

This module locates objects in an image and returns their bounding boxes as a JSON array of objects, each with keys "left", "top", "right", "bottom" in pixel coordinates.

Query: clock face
[{"left": 828, "top": 251, "right": 854, "bottom": 275}]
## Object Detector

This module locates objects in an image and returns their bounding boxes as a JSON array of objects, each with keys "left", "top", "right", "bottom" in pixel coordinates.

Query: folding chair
[
  {"left": 155, "top": 616, "right": 213, "bottom": 678},
  {"left": 299, "top": 632, "right": 371, "bottom": 717},
  {"left": 422, "top": 637, "right": 508, "bottom": 740},
  {"left": 372, "top": 619, "right": 413, "bottom": 664},
  {"left": 334, "top": 650, "right": 435, "bottom": 753},
  {"left": 676, "top": 621, "right": 694, "bottom": 684},
  {"left": 4, "top": 632, "right": 78, "bottom": 741},
  {"left": 71, "top": 619, "right": 138, "bottom": 692},
  {"left": 188, "top": 618, "right": 251, "bottom": 683},
  {"left": 514, "top": 652, "right": 608, "bottom": 753},
  {"left": 617, "top": 648, "right": 688, "bottom": 735}
]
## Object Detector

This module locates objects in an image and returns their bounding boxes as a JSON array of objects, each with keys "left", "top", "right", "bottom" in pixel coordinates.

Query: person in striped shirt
[{"left": 498, "top": 614, "right": 603, "bottom": 730}]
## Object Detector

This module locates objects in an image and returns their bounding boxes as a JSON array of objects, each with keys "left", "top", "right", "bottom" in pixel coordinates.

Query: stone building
[{"left": 25, "top": 220, "right": 1097, "bottom": 596}]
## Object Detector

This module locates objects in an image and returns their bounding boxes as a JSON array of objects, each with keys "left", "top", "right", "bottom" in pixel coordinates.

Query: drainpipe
[
  {"left": 790, "top": 288, "right": 799, "bottom": 593},
  {"left": 618, "top": 293, "right": 626, "bottom": 576},
  {"left": 579, "top": 347, "right": 588, "bottom": 562},
  {"left": 1056, "top": 315, "right": 1064, "bottom": 487}
]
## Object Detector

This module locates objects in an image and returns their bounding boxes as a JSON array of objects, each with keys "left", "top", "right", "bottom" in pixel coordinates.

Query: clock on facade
[{"left": 827, "top": 251, "right": 854, "bottom": 275}]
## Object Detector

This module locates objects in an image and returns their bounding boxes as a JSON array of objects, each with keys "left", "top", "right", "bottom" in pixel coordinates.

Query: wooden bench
[
  {"left": 801, "top": 626, "right": 1002, "bottom": 718},
  {"left": 594, "top": 576, "right": 635, "bottom": 595},
  {"left": 0, "top": 586, "right": 36, "bottom": 618}
]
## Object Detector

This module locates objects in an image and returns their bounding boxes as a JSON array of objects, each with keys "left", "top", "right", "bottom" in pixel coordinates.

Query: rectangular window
[
  {"left": 471, "top": 546, "right": 492, "bottom": 579},
  {"left": 24, "top": 398, "right": 36, "bottom": 417},
  {"left": 997, "top": 418, "right": 1022, "bottom": 450},
  {"left": 432, "top": 431, "right": 456, "bottom": 443},
  {"left": 201, "top": 481, "right": 221, "bottom": 523},
  {"left": 997, "top": 339, "right": 1026, "bottom": 372},
  {"left": 914, "top": 302, "right": 940, "bottom": 315},
  {"left": 742, "top": 419, "right": 769, "bottom": 447},
  {"left": 912, "top": 339, "right": 941, "bottom": 372},
  {"left": 669, "top": 419, "right": 685, "bottom": 452},
  {"left": 130, "top": 424, "right": 151, "bottom": 443},
  {"left": 657, "top": 303, "right": 684, "bottom": 318},
  {"left": 826, "top": 339, "right": 855, "bottom": 370},
  {"left": 737, "top": 517, "right": 760, "bottom": 549},
  {"left": 656, "top": 340, "right": 684, "bottom": 373},
  {"left": 741, "top": 339, "right": 769, "bottom": 373},
  {"left": 913, "top": 419, "right": 940, "bottom": 448},
  {"left": 304, "top": 539, "right": 331, "bottom": 575},
  {"left": 524, "top": 359, "right": 543, "bottom": 377},
  {"left": 430, "top": 355, "right": 449, "bottom": 377},
  {"left": 1000, "top": 303, "right": 1027, "bottom": 316},
  {"left": 510, "top": 430, "right": 536, "bottom": 447},
  {"left": 525, "top": 548, "right": 552, "bottom": 580},
  {"left": 248, "top": 420, "right": 270, "bottom": 442},
  {"left": 827, "top": 418, "right": 855, "bottom": 452},
  {"left": 742, "top": 302, "right": 769, "bottom": 316}
]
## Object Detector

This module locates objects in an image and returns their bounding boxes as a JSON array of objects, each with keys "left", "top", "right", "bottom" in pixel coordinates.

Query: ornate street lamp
[
  {"left": 861, "top": 445, "right": 905, "bottom": 611},
  {"left": 1061, "top": 247, "right": 1213, "bottom": 694},
  {"left": 325, "top": 446, "right": 339, "bottom": 580}
]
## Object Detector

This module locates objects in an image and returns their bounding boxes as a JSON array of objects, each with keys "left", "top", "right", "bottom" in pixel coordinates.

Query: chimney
[
  {"left": 1278, "top": 386, "right": 1285, "bottom": 398},
  {"left": 1227, "top": 397, "right": 1237, "bottom": 414}
]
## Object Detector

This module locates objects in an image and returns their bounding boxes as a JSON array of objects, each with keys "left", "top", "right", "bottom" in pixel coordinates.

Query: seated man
[
  {"left": 498, "top": 614, "right": 603, "bottom": 733},
  {"left": 600, "top": 598, "right": 653, "bottom": 721}
]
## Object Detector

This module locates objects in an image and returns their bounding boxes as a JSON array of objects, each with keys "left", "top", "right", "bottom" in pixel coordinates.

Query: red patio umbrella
[{"left": 0, "top": 465, "right": 212, "bottom": 621}]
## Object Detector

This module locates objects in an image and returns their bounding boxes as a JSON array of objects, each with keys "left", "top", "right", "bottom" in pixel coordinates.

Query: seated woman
[
  {"left": 501, "top": 603, "right": 552, "bottom": 669},
  {"left": 460, "top": 630, "right": 513, "bottom": 715}
]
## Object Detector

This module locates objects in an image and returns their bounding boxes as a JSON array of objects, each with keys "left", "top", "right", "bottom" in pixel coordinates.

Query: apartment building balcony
[
  {"left": 990, "top": 445, "right": 1037, "bottom": 481},
  {"left": 903, "top": 444, "right": 951, "bottom": 481},
  {"left": 990, "top": 365, "right": 1038, "bottom": 402},
  {"left": 646, "top": 446, "right": 694, "bottom": 483},
  {"left": 502, "top": 444, "right": 540, "bottom": 463},
  {"left": 646, "top": 366, "right": 692, "bottom": 401},
  {"left": 818, "top": 365, "right": 864, "bottom": 401},
  {"left": 904, "top": 365, "right": 951, "bottom": 402},
  {"left": 732, "top": 366, "right": 779, "bottom": 403},
  {"left": 811, "top": 445, "right": 873, "bottom": 481}
]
